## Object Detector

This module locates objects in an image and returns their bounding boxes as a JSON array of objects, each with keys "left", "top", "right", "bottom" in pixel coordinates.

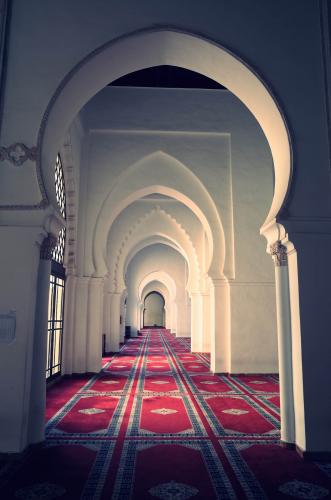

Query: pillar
[
  {"left": 285, "top": 230, "right": 331, "bottom": 455},
  {"left": 190, "top": 292, "right": 203, "bottom": 352},
  {"left": 109, "top": 292, "right": 121, "bottom": 351},
  {"left": 104, "top": 291, "right": 111, "bottom": 352},
  {"left": 86, "top": 277, "right": 104, "bottom": 372},
  {"left": 28, "top": 233, "right": 56, "bottom": 444},
  {"left": 210, "top": 278, "right": 230, "bottom": 373},
  {"left": 270, "top": 241, "right": 295, "bottom": 446},
  {"left": 72, "top": 277, "right": 89, "bottom": 372},
  {"left": 201, "top": 292, "right": 211, "bottom": 352},
  {"left": 62, "top": 272, "right": 76, "bottom": 375},
  {"left": 120, "top": 295, "right": 126, "bottom": 342}
]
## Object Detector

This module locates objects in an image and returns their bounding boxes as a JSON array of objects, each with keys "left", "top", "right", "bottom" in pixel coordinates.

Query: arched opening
[
  {"left": 38, "top": 28, "right": 291, "bottom": 224},
  {"left": 37, "top": 28, "right": 298, "bottom": 454},
  {"left": 143, "top": 291, "right": 165, "bottom": 328}
]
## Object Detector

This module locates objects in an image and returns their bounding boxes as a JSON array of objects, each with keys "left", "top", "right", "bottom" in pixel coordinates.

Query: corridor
[{"left": 1, "top": 330, "right": 331, "bottom": 499}]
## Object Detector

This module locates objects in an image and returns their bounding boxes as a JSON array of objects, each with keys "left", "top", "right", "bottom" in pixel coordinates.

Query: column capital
[
  {"left": 40, "top": 233, "right": 57, "bottom": 260},
  {"left": 270, "top": 240, "right": 288, "bottom": 267},
  {"left": 210, "top": 277, "right": 229, "bottom": 287},
  {"left": 89, "top": 276, "right": 104, "bottom": 286}
]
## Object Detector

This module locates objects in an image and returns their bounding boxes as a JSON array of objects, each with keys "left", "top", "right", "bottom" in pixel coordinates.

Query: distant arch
[{"left": 109, "top": 206, "right": 200, "bottom": 292}]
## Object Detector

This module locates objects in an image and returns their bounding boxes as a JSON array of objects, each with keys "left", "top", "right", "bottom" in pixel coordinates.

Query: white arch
[
  {"left": 109, "top": 206, "right": 200, "bottom": 292},
  {"left": 39, "top": 28, "right": 291, "bottom": 231},
  {"left": 122, "top": 236, "right": 182, "bottom": 279},
  {"left": 141, "top": 281, "right": 169, "bottom": 302},
  {"left": 93, "top": 151, "right": 223, "bottom": 278},
  {"left": 140, "top": 281, "right": 173, "bottom": 331},
  {"left": 138, "top": 271, "right": 177, "bottom": 302}
]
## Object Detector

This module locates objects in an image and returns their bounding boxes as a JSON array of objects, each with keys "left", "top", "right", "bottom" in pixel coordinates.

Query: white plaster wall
[
  {"left": 126, "top": 244, "right": 189, "bottom": 336},
  {"left": 0, "top": 227, "right": 40, "bottom": 452}
]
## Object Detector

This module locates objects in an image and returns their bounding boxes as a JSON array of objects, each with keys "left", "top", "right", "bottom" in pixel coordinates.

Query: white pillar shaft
[
  {"left": 190, "top": 293, "right": 203, "bottom": 352},
  {"left": 62, "top": 274, "right": 76, "bottom": 375},
  {"left": 86, "top": 278, "right": 103, "bottom": 372},
  {"left": 202, "top": 293, "right": 211, "bottom": 352},
  {"left": 72, "top": 278, "right": 89, "bottom": 372},
  {"left": 275, "top": 263, "right": 295, "bottom": 444},
  {"left": 109, "top": 293, "right": 121, "bottom": 351},
  {"left": 120, "top": 301, "right": 126, "bottom": 342},
  {"left": 104, "top": 292, "right": 112, "bottom": 352},
  {"left": 210, "top": 280, "right": 230, "bottom": 373},
  {"left": 28, "top": 259, "right": 51, "bottom": 444}
]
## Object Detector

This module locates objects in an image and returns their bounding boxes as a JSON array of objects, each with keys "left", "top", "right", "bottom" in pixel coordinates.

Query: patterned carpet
[{"left": 1, "top": 329, "right": 331, "bottom": 499}]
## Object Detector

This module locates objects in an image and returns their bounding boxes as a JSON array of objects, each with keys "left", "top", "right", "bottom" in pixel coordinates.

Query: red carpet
[{"left": 1, "top": 329, "right": 331, "bottom": 499}]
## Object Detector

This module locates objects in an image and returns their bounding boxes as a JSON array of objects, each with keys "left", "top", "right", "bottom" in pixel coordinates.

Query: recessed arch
[
  {"left": 92, "top": 162, "right": 225, "bottom": 277},
  {"left": 141, "top": 281, "right": 169, "bottom": 304},
  {"left": 138, "top": 271, "right": 177, "bottom": 302},
  {"left": 108, "top": 206, "right": 200, "bottom": 293},
  {"left": 93, "top": 151, "right": 223, "bottom": 278},
  {"left": 38, "top": 28, "right": 291, "bottom": 232},
  {"left": 122, "top": 236, "right": 182, "bottom": 278}
]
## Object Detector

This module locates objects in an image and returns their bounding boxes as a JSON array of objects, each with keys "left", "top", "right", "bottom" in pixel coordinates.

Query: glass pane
[
  {"left": 53, "top": 330, "right": 61, "bottom": 368},
  {"left": 46, "top": 330, "right": 51, "bottom": 373}
]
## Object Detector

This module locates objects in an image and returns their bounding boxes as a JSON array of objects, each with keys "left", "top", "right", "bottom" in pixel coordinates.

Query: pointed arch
[
  {"left": 93, "top": 150, "right": 223, "bottom": 278},
  {"left": 109, "top": 206, "right": 200, "bottom": 293}
]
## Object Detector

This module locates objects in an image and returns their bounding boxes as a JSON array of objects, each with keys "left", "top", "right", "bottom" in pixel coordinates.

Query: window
[
  {"left": 46, "top": 274, "right": 65, "bottom": 378},
  {"left": 46, "top": 154, "right": 66, "bottom": 380}
]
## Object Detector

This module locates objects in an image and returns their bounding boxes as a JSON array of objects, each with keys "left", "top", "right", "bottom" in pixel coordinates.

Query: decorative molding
[
  {"left": 40, "top": 233, "right": 57, "bottom": 260},
  {"left": 270, "top": 241, "right": 288, "bottom": 267},
  {"left": 0, "top": 143, "right": 37, "bottom": 166},
  {"left": 111, "top": 205, "right": 201, "bottom": 292}
]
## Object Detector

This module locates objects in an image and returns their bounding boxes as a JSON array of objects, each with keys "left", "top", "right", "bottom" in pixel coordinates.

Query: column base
[
  {"left": 295, "top": 445, "right": 331, "bottom": 461},
  {"left": 0, "top": 440, "right": 44, "bottom": 460},
  {"left": 280, "top": 440, "right": 295, "bottom": 449}
]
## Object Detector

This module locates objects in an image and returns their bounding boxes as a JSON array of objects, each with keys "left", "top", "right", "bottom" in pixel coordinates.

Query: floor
[{"left": 1, "top": 329, "right": 331, "bottom": 499}]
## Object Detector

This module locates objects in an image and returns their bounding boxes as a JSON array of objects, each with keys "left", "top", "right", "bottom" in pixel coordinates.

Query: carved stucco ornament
[
  {"left": 270, "top": 240, "right": 288, "bottom": 267},
  {"left": 0, "top": 143, "right": 37, "bottom": 166},
  {"left": 40, "top": 233, "right": 58, "bottom": 260}
]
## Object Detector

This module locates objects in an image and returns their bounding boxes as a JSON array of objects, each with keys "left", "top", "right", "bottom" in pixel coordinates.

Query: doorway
[{"left": 143, "top": 291, "right": 165, "bottom": 328}]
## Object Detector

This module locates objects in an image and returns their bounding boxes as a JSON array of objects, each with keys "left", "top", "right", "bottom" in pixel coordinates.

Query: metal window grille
[
  {"left": 47, "top": 154, "right": 67, "bottom": 379},
  {"left": 52, "top": 154, "right": 66, "bottom": 264},
  {"left": 46, "top": 274, "right": 65, "bottom": 379}
]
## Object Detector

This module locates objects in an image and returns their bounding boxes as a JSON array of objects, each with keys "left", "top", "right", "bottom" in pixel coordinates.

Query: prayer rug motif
[
  {"left": 188, "top": 374, "right": 237, "bottom": 394},
  {"left": 221, "top": 439, "right": 331, "bottom": 499},
  {"left": 127, "top": 394, "right": 206, "bottom": 437},
  {"left": 111, "top": 440, "right": 237, "bottom": 500},
  {"left": 230, "top": 375, "right": 279, "bottom": 394},
  {"left": 196, "top": 394, "right": 280, "bottom": 437},
  {"left": 47, "top": 394, "right": 127, "bottom": 437}
]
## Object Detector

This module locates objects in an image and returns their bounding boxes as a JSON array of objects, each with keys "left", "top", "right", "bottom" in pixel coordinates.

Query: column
[
  {"left": 104, "top": 291, "right": 111, "bottom": 352},
  {"left": 201, "top": 292, "right": 211, "bottom": 352},
  {"left": 270, "top": 241, "right": 295, "bottom": 445},
  {"left": 72, "top": 277, "right": 89, "bottom": 372},
  {"left": 109, "top": 292, "right": 121, "bottom": 351},
  {"left": 28, "top": 233, "right": 56, "bottom": 444},
  {"left": 86, "top": 277, "right": 104, "bottom": 372},
  {"left": 190, "top": 292, "right": 203, "bottom": 352},
  {"left": 210, "top": 278, "right": 230, "bottom": 373},
  {"left": 61, "top": 273, "right": 77, "bottom": 375},
  {"left": 120, "top": 297, "right": 126, "bottom": 342}
]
